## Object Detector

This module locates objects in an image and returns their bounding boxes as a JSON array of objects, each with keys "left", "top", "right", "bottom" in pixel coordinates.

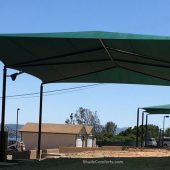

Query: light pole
[
  {"left": 141, "top": 111, "right": 145, "bottom": 147},
  {"left": 0, "top": 69, "right": 23, "bottom": 161},
  {"left": 162, "top": 115, "right": 169, "bottom": 146},
  {"left": 16, "top": 108, "right": 20, "bottom": 142},
  {"left": 145, "top": 114, "right": 149, "bottom": 146}
]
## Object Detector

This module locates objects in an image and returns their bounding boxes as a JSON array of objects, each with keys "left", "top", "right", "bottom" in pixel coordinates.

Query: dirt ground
[
  {"left": 46, "top": 148, "right": 170, "bottom": 158},
  {"left": 4, "top": 149, "right": 170, "bottom": 170}
]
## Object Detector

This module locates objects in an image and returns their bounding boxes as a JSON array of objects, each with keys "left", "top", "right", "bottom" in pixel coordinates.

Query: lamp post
[
  {"left": 0, "top": 68, "right": 23, "bottom": 161},
  {"left": 162, "top": 115, "right": 169, "bottom": 146},
  {"left": 141, "top": 111, "right": 145, "bottom": 147},
  {"left": 145, "top": 114, "right": 149, "bottom": 146},
  {"left": 16, "top": 108, "right": 20, "bottom": 142}
]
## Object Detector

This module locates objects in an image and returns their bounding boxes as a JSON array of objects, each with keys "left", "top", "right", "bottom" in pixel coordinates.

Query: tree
[
  {"left": 65, "top": 113, "right": 75, "bottom": 124},
  {"left": 104, "top": 121, "right": 117, "bottom": 135},
  {"left": 165, "top": 128, "right": 170, "bottom": 137},
  {"left": 119, "top": 127, "right": 133, "bottom": 136},
  {"left": 119, "top": 124, "right": 159, "bottom": 139},
  {"left": 65, "top": 107, "right": 102, "bottom": 133}
]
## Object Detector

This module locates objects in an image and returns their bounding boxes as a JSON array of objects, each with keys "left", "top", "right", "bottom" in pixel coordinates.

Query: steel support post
[
  {"left": 37, "top": 83, "right": 43, "bottom": 159},
  {"left": 0, "top": 66, "right": 7, "bottom": 161},
  {"left": 145, "top": 114, "right": 148, "bottom": 146},
  {"left": 136, "top": 108, "right": 140, "bottom": 147}
]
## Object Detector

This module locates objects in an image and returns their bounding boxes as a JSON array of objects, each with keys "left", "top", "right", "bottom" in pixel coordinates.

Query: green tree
[
  {"left": 165, "top": 128, "right": 170, "bottom": 137},
  {"left": 119, "top": 124, "right": 159, "bottom": 141},
  {"left": 104, "top": 121, "right": 117, "bottom": 135},
  {"left": 119, "top": 127, "right": 133, "bottom": 136}
]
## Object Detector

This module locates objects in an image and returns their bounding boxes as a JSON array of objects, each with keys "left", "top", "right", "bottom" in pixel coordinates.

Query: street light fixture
[
  {"left": 162, "top": 115, "right": 169, "bottom": 146},
  {"left": 7, "top": 71, "right": 23, "bottom": 81},
  {"left": 16, "top": 108, "right": 20, "bottom": 142}
]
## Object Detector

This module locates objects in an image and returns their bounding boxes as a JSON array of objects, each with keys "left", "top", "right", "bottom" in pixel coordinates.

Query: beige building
[{"left": 19, "top": 123, "right": 95, "bottom": 150}]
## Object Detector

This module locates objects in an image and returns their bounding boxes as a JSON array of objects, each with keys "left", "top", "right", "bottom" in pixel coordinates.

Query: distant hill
[
  {"left": 5, "top": 124, "right": 23, "bottom": 139},
  {"left": 6, "top": 124, "right": 23, "bottom": 131},
  {"left": 116, "top": 127, "right": 128, "bottom": 134}
]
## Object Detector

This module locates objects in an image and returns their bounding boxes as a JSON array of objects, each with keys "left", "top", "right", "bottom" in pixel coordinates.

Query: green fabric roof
[
  {"left": 1, "top": 31, "right": 170, "bottom": 85},
  {"left": 142, "top": 104, "right": 170, "bottom": 114}
]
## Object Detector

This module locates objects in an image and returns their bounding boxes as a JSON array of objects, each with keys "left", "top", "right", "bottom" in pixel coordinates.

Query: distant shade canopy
[
  {"left": 1, "top": 31, "right": 170, "bottom": 85},
  {"left": 142, "top": 104, "right": 170, "bottom": 114}
]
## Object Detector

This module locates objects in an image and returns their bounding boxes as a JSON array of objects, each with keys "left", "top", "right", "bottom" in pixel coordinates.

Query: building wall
[
  {"left": 87, "top": 136, "right": 93, "bottom": 147},
  {"left": 21, "top": 132, "right": 76, "bottom": 150}
]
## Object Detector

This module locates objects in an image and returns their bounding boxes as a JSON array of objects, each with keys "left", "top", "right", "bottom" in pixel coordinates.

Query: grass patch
[{"left": 1, "top": 157, "right": 170, "bottom": 170}]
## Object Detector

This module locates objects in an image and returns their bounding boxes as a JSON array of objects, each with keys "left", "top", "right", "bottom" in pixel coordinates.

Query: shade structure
[
  {"left": 2, "top": 31, "right": 170, "bottom": 159},
  {"left": 142, "top": 104, "right": 170, "bottom": 114},
  {"left": 1, "top": 31, "right": 170, "bottom": 84}
]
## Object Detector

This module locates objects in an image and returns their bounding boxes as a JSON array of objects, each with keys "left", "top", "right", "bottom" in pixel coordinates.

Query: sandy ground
[{"left": 46, "top": 148, "right": 170, "bottom": 158}]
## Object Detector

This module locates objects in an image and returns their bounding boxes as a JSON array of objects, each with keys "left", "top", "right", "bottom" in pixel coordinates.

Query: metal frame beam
[
  {"left": 10, "top": 56, "right": 170, "bottom": 70},
  {"left": 13, "top": 59, "right": 111, "bottom": 68},
  {"left": 8, "top": 47, "right": 104, "bottom": 67},
  {"left": 108, "top": 47, "right": 170, "bottom": 64}
]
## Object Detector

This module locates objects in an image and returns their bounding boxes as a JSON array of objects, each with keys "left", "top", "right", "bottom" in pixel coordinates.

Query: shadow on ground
[{"left": 1, "top": 157, "right": 170, "bottom": 170}]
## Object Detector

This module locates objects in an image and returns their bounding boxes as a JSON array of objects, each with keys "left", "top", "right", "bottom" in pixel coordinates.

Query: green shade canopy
[
  {"left": 142, "top": 104, "right": 170, "bottom": 114},
  {"left": 1, "top": 31, "right": 170, "bottom": 84}
]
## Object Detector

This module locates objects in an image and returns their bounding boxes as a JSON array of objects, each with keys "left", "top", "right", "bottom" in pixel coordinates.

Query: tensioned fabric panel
[
  {"left": 0, "top": 31, "right": 170, "bottom": 85},
  {"left": 142, "top": 104, "right": 170, "bottom": 114}
]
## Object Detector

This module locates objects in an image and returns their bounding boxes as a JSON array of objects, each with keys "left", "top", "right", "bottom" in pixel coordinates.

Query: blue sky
[{"left": 1, "top": 0, "right": 170, "bottom": 129}]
